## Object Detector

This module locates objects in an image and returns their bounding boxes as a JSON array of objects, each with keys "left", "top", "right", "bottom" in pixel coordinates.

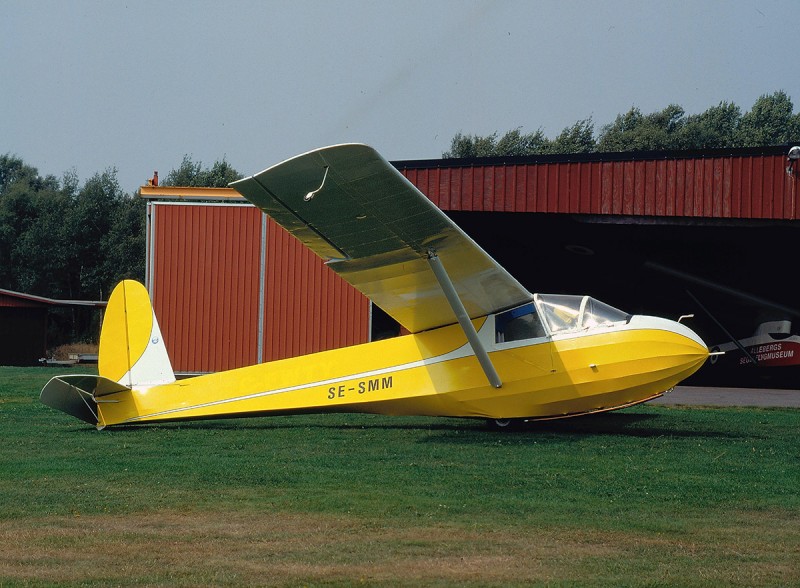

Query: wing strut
[{"left": 427, "top": 251, "right": 502, "bottom": 388}]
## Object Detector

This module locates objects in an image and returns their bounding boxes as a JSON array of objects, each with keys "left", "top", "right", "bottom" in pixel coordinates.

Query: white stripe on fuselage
[
  {"left": 123, "top": 334, "right": 478, "bottom": 423},
  {"left": 122, "top": 314, "right": 701, "bottom": 423}
]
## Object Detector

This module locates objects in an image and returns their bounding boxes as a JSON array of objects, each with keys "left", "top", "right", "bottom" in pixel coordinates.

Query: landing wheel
[{"left": 487, "top": 418, "right": 519, "bottom": 430}]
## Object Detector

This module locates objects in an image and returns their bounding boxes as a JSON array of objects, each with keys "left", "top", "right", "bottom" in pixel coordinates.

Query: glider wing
[{"left": 231, "top": 144, "right": 531, "bottom": 333}]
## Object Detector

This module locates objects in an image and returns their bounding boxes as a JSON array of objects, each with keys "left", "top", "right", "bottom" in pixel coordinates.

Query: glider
[{"left": 41, "top": 144, "right": 709, "bottom": 429}]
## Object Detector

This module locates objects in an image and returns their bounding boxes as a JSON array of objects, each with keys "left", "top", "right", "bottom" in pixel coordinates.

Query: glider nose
[
  {"left": 665, "top": 317, "right": 708, "bottom": 351},
  {"left": 627, "top": 315, "right": 710, "bottom": 382},
  {"left": 668, "top": 320, "right": 709, "bottom": 382},
  {"left": 677, "top": 323, "right": 708, "bottom": 368}
]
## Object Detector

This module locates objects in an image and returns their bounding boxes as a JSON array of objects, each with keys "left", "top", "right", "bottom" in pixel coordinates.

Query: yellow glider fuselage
[{"left": 95, "top": 314, "right": 707, "bottom": 428}]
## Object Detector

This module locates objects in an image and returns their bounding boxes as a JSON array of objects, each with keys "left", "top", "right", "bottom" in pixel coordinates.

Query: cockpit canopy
[
  {"left": 535, "top": 294, "right": 631, "bottom": 334},
  {"left": 495, "top": 295, "right": 630, "bottom": 343}
]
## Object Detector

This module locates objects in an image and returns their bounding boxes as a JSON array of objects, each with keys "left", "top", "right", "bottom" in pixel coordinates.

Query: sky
[{"left": 3, "top": 0, "right": 799, "bottom": 193}]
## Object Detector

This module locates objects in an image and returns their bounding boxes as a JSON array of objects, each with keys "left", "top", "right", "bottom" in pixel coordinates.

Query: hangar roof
[
  {"left": 141, "top": 144, "right": 800, "bottom": 221},
  {"left": 139, "top": 185, "right": 245, "bottom": 201},
  {"left": 394, "top": 144, "right": 798, "bottom": 168},
  {"left": 0, "top": 288, "right": 106, "bottom": 309},
  {"left": 395, "top": 144, "right": 800, "bottom": 221}
]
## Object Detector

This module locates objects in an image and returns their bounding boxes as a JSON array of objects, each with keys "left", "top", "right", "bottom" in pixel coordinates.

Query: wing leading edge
[{"left": 231, "top": 144, "right": 531, "bottom": 333}]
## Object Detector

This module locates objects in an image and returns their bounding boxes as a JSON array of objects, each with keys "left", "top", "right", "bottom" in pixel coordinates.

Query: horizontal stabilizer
[{"left": 40, "top": 375, "right": 131, "bottom": 427}]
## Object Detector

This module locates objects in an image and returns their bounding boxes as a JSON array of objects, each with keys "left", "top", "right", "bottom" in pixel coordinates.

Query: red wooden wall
[
  {"left": 261, "top": 215, "right": 370, "bottom": 361},
  {"left": 149, "top": 202, "right": 369, "bottom": 373},
  {"left": 400, "top": 150, "right": 797, "bottom": 219},
  {"left": 150, "top": 203, "right": 263, "bottom": 372}
]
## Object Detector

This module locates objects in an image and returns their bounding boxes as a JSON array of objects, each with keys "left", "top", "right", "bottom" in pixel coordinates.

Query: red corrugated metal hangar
[{"left": 141, "top": 144, "right": 800, "bottom": 386}]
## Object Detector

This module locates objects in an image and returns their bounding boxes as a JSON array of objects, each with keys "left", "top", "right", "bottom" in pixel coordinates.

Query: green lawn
[{"left": 1, "top": 366, "right": 798, "bottom": 586}]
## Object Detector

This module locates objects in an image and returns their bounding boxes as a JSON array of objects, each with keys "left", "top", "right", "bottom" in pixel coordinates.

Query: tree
[
  {"left": 0, "top": 154, "right": 33, "bottom": 194},
  {"left": 442, "top": 132, "right": 500, "bottom": 158},
  {"left": 163, "top": 155, "right": 242, "bottom": 187},
  {"left": 678, "top": 101, "right": 741, "bottom": 149},
  {"left": 0, "top": 157, "right": 63, "bottom": 293},
  {"left": 549, "top": 118, "right": 596, "bottom": 154},
  {"left": 0, "top": 151, "right": 246, "bottom": 345},
  {"left": 596, "top": 104, "right": 686, "bottom": 152},
  {"left": 443, "top": 128, "right": 551, "bottom": 158},
  {"left": 444, "top": 91, "right": 800, "bottom": 158},
  {"left": 736, "top": 91, "right": 800, "bottom": 147},
  {"left": 99, "top": 195, "right": 146, "bottom": 291},
  {"left": 9, "top": 187, "right": 71, "bottom": 297},
  {"left": 57, "top": 168, "right": 147, "bottom": 303},
  {"left": 443, "top": 120, "right": 597, "bottom": 159},
  {"left": 495, "top": 128, "right": 550, "bottom": 156}
]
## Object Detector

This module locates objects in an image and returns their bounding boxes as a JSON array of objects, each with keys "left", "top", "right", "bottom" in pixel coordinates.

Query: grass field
[{"left": 1, "top": 366, "right": 798, "bottom": 586}]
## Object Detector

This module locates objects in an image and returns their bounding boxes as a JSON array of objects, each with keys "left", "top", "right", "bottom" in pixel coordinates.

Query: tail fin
[
  {"left": 41, "top": 280, "right": 174, "bottom": 428},
  {"left": 99, "top": 280, "right": 175, "bottom": 387}
]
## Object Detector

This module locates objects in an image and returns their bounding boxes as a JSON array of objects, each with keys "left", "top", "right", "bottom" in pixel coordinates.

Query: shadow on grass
[
  {"left": 414, "top": 414, "right": 759, "bottom": 443},
  {"left": 85, "top": 409, "right": 759, "bottom": 442}
]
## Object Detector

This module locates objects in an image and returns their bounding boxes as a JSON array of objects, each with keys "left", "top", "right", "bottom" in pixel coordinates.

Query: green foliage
[
  {"left": 737, "top": 90, "right": 800, "bottom": 147},
  {"left": 163, "top": 155, "right": 242, "bottom": 187},
  {"left": 549, "top": 117, "right": 596, "bottom": 153},
  {"left": 1, "top": 367, "right": 798, "bottom": 586},
  {"left": 597, "top": 104, "right": 686, "bottom": 151},
  {"left": 0, "top": 153, "right": 234, "bottom": 345},
  {"left": 493, "top": 127, "right": 549, "bottom": 156},
  {"left": 0, "top": 154, "right": 59, "bottom": 195},
  {"left": 444, "top": 91, "right": 800, "bottom": 157},
  {"left": 0, "top": 159, "right": 147, "bottom": 344},
  {"left": 0, "top": 160, "right": 72, "bottom": 296},
  {"left": 443, "top": 125, "right": 581, "bottom": 158},
  {"left": 680, "top": 101, "right": 742, "bottom": 149},
  {"left": 443, "top": 131, "right": 500, "bottom": 158},
  {"left": 0, "top": 163, "right": 142, "bottom": 302}
]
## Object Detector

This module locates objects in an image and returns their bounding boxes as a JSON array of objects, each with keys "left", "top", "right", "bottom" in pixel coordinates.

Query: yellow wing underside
[{"left": 230, "top": 144, "right": 531, "bottom": 333}]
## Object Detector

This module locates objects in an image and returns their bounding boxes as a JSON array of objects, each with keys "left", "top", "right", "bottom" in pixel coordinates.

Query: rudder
[{"left": 99, "top": 280, "right": 175, "bottom": 387}]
